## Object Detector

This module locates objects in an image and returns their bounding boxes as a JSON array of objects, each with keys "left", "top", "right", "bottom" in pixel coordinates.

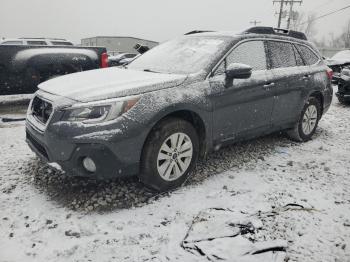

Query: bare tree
[
  {"left": 290, "top": 12, "right": 317, "bottom": 40},
  {"left": 326, "top": 19, "right": 350, "bottom": 48},
  {"left": 341, "top": 19, "right": 350, "bottom": 48}
]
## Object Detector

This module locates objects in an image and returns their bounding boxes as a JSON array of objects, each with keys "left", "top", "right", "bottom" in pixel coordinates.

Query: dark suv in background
[{"left": 26, "top": 27, "right": 333, "bottom": 191}]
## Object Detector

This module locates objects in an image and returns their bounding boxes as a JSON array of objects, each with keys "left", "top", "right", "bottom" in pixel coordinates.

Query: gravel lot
[{"left": 0, "top": 94, "right": 350, "bottom": 261}]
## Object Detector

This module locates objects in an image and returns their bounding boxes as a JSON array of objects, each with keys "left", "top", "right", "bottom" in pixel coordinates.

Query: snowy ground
[{"left": 1, "top": 94, "right": 350, "bottom": 262}]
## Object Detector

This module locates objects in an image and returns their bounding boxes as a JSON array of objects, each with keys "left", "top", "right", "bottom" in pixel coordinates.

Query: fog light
[{"left": 82, "top": 157, "right": 96, "bottom": 173}]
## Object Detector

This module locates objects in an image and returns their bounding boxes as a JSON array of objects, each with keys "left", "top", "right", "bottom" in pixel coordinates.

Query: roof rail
[
  {"left": 18, "top": 37, "right": 68, "bottom": 41},
  {"left": 244, "top": 26, "right": 307, "bottom": 40},
  {"left": 184, "top": 30, "right": 214, "bottom": 35}
]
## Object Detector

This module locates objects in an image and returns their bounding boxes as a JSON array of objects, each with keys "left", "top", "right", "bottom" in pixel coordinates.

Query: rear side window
[
  {"left": 51, "top": 41, "right": 73, "bottom": 46},
  {"left": 297, "top": 45, "right": 319, "bottom": 65},
  {"left": 1, "top": 41, "right": 23, "bottom": 45},
  {"left": 226, "top": 40, "right": 267, "bottom": 71},
  {"left": 27, "top": 41, "right": 47, "bottom": 45},
  {"left": 267, "top": 41, "right": 297, "bottom": 68}
]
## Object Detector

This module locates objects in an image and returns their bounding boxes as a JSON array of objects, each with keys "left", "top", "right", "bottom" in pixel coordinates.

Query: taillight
[
  {"left": 100, "top": 52, "right": 109, "bottom": 68},
  {"left": 326, "top": 68, "right": 333, "bottom": 80}
]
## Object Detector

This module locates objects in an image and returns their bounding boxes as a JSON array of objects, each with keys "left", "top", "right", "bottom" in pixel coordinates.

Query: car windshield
[
  {"left": 128, "top": 36, "right": 229, "bottom": 74},
  {"left": 332, "top": 50, "right": 350, "bottom": 60}
]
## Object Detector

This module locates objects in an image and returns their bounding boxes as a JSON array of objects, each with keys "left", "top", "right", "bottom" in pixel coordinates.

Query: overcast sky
[{"left": 0, "top": 0, "right": 349, "bottom": 44}]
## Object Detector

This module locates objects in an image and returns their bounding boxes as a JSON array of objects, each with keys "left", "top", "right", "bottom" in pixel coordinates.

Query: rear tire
[
  {"left": 287, "top": 97, "right": 321, "bottom": 142},
  {"left": 139, "top": 118, "right": 199, "bottom": 192}
]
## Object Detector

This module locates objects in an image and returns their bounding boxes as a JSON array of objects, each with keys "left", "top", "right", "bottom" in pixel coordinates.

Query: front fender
[
  {"left": 125, "top": 81, "right": 213, "bottom": 150},
  {"left": 128, "top": 81, "right": 212, "bottom": 123}
]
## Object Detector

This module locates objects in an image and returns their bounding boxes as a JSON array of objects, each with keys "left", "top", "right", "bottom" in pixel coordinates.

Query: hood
[
  {"left": 38, "top": 67, "right": 187, "bottom": 102},
  {"left": 326, "top": 58, "right": 350, "bottom": 66}
]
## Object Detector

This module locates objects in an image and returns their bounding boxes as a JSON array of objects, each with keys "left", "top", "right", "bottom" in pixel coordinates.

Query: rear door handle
[
  {"left": 263, "top": 82, "right": 275, "bottom": 90},
  {"left": 302, "top": 74, "right": 311, "bottom": 80}
]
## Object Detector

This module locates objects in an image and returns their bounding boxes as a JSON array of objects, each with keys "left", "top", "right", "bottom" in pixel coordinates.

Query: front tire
[
  {"left": 139, "top": 118, "right": 199, "bottom": 192},
  {"left": 287, "top": 97, "right": 321, "bottom": 142},
  {"left": 338, "top": 96, "right": 349, "bottom": 105}
]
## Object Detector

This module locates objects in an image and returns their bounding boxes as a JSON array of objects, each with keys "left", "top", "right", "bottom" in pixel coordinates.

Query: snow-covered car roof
[{"left": 184, "top": 30, "right": 311, "bottom": 47}]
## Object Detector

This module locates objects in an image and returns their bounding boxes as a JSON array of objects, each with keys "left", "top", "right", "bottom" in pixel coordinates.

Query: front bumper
[
  {"left": 25, "top": 115, "right": 150, "bottom": 179},
  {"left": 336, "top": 92, "right": 350, "bottom": 101},
  {"left": 336, "top": 84, "right": 350, "bottom": 101}
]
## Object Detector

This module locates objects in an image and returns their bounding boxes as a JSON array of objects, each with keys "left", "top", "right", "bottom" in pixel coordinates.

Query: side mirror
[{"left": 226, "top": 63, "right": 252, "bottom": 80}]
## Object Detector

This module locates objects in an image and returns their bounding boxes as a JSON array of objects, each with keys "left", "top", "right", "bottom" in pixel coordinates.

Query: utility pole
[
  {"left": 287, "top": 0, "right": 302, "bottom": 29},
  {"left": 274, "top": 0, "right": 285, "bottom": 28},
  {"left": 286, "top": 1, "right": 294, "bottom": 29},
  {"left": 273, "top": 0, "right": 302, "bottom": 28},
  {"left": 250, "top": 20, "right": 261, "bottom": 26}
]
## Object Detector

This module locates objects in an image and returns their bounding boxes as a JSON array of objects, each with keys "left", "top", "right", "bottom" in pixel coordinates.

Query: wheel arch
[
  {"left": 142, "top": 108, "right": 211, "bottom": 160},
  {"left": 308, "top": 91, "right": 324, "bottom": 116}
]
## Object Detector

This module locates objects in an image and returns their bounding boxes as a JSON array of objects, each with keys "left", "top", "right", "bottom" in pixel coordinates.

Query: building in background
[{"left": 81, "top": 36, "right": 158, "bottom": 55}]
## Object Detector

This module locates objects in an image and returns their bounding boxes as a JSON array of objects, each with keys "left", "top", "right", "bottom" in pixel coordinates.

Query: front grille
[
  {"left": 26, "top": 131, "right": 49, "bottom": 160},
  {"left": 31, "top": 96, "right": 53, "bottom": 124}
]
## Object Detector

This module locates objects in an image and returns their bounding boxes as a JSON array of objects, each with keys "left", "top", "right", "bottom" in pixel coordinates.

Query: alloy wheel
[
  {"left": 302, "top": 104, "right": 318, "bottom": 135},
  {"left": 157, "top": 132, "right": 193, "bottom": 181}
]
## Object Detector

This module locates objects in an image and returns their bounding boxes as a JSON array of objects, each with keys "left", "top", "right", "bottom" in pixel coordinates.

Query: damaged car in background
[
  {"left": 0, "top": 38, "right": 108, "bottom": 95},
  {"left": 108, "top": 53, "right": 137, "bottom": 67},
  {"left": 325, "top": 49, "right": 350, "bottom": 74},
  {"left": 108, "top": 44, "right": 150, "bottom": 67},
  {"left": 334, "top": 67, "right": 350, "bottom": 104},
  {"left": 25, "top": 26, "right": 333, "bottom": 192}
]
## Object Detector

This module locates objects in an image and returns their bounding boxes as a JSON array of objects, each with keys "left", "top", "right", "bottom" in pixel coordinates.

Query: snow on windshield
[{"left": 128, "top": 36, "right": 229, "bottom": 74}]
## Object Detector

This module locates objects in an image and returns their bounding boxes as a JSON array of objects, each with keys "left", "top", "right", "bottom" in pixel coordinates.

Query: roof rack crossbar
[{"left": 244, "top": 26, "right": 307, "bottom": 40}]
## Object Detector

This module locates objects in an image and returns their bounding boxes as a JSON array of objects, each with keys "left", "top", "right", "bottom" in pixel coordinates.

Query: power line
[
  {"left": 312, "top": 0, "right": 336, "bottom": 12},
  {"left": 300, "top": 4, "right": 350, "bottom": 25}
]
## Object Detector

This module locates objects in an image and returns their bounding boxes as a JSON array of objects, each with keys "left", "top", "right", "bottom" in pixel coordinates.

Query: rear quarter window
[
  {"left": 297, "top": 45, "right": 320, "bottom": 65},
  {"left": 267, "top": 41, "right": 297, "bottom": 68}
]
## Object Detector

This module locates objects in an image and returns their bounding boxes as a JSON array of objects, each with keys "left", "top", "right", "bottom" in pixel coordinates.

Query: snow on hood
[
  {"left": 38, "top": 67, "right": 187, "bottom": 102},
  {"left": 326, "top": 58, "right": 350, "bottom": 66}
]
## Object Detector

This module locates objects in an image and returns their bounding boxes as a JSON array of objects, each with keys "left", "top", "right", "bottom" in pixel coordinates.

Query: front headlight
[{"left": 61, "top": 96, "right": 139, "bottom": 123}]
